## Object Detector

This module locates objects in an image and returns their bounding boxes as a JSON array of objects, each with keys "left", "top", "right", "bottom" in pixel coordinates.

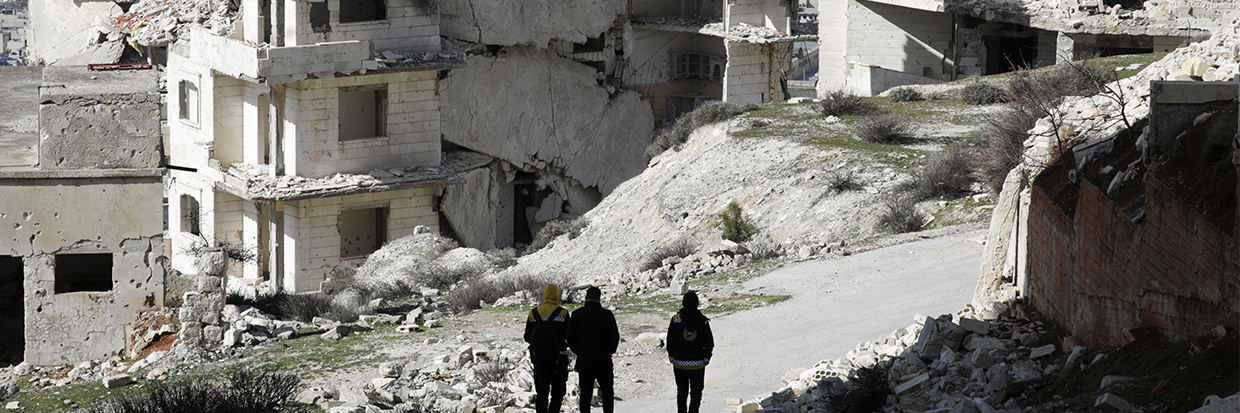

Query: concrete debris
[
  {"left": 102, "top": 374, "right": 134, "bottom": 389},
  {"left": 221, "top": 155, "right": 468, "bottom": 202},
  {"left": 109, "top": 0, "right": 238, "bottom": 47},
  {"left": 4, "top": 401, "right": 16, "bottom": 410},
  {"left": 636, "top": 332, "right": 665, "bottom": 347},
  {"left": 1094, "top": 392, "right": 1136, "bottom": 413},
  {"left": 741, "top": 303, "right": 1125, "bottom": 413},
  {"left": 947, "top": 0, "right": 1230, "bottom": 38},
  {"left": 630, "top": 16, "right": 817, "bottom": 44},
  {"left": 0, "top": 382, "right": 17, "bottom": 400},
  {"left": 1191, "top": 394, "right": 1240, "bottom": 413}
]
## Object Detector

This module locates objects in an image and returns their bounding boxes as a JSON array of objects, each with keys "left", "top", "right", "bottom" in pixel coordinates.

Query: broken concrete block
[
  {"left": 964, "top": 336, "right": 1006, "bottom": 351},
  {"left": 102, "top": 374, "right": 134, "bottom": 389},
  {"left": 0, "top": 382, "right": 17, "bottom": 399},
  {"left": 1182, "top": 56, "right": 1211, "bottom": 77},
  {"left": 1095, "top": 393, "right": 1136, "bottom": 413},
  {"left": 738, "top": 401, "right": 760, "bottom": 413},
  {"left": 1191, "top": 394, "right": 1239, "bottom": 413},
  {"left": 321, "top": 326, "right": 351, "bottom": 341},
  {"left": 1029, "top": 344, "right": 1056, "bottom": 359},
  {"left": 893, "top": 373, "right": 930, "bottom": 396},
  {"left": 970, "top": 350, "right": 995, "bottom": 370},
  {"left": 958, "top": 318, "right": 991, "bottom": 335},
  {"left": 1100, "top": 375, "right": 1133, "bottom": 389},
  {"left": 5, "top": 401, "right": 18, "bottom": 410}
]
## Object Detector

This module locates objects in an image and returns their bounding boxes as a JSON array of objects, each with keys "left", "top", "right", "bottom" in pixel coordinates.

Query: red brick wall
[{"left": 1026, "top": 173, "right": 1239, "bottom": 347}]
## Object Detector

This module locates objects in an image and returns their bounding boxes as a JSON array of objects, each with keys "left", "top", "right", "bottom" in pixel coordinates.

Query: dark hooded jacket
[
  {"left": 567, "top": 300, "right": 620, "bottom": 370},
  {"left": 666, "top": 308, "right": 713, "bottom": 370},
  {"left": 524, "top": 284, "right": 570, "bottom": 360}
]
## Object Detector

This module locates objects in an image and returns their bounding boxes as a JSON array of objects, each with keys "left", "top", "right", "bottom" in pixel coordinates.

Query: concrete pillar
[
  {"left": 241, "top": 201, "right": 261, "bottom": 281},
  {"left": 1055, "top": 32, "right": 1075, "bottom": 64},
  {"left": 284, "top": 0, "right": 299, "bottom": 46},
  {"left": 817, "top": 0, "right": 848, "bottom": 95},
  {"left": 281, "top": 201, "right": 301, "bottom": 292},
  {"left": 242, "top": 0, "right": 261, "bottom": 44},
  {"left": 282, "top": 87, "right": 300, "bottom": 176},
  {"left": 242, "top": 85, "right": 262, "bottom": 165}
]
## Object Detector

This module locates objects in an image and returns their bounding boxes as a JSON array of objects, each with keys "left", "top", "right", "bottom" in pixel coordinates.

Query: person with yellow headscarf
[{"left": 524, "top": 283, "right": 571, "bottom": 413}]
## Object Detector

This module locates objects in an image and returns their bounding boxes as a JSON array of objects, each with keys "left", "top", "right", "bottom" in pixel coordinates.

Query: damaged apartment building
[
  {"left": 0, "top": 66, "right": 168, "bottom": 366},
  {"left": 819, "top": 0, "right": 1240, "bottom": 96},
  {"left": 162, "top": 0, "right": 471, "bottom": 293}
]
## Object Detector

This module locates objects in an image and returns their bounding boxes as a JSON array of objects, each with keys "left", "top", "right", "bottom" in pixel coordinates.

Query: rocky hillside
[{"left": 512, "top": 100, "right": 996, "bottom": 287}]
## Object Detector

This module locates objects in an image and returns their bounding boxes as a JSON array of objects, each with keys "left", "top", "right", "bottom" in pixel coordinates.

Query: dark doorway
[
  {"left": 984, "top": 36, "right": 1039, "bottom": 75},
  {"left": 0, "top": 256, "right": 22, "bottom": 366}
]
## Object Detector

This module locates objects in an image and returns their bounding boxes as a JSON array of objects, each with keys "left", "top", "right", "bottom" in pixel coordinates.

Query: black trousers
[
  {"left": 577, "top": 362, "right": 615, "bottom": 413},
  {"left": 533, "top": 355, "right": 570, "bottom": 413},
  {"left": 674, "top": 367, "right": 705, "bottom": 413}
]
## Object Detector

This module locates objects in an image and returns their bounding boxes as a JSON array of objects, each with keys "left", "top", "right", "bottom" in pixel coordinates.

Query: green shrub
[
  {"left": 647, "top": 101, "right": 751, "bottom": 157},
  {"left": 526, "top": 217, "right": 588, "bottom": 254},
  {"left": 960, "top": 83, "right": 1008, "bottom": 105},
  {"left": 274, "top": 293, "right": 333, "bottom": 322},
  {"left": 718, "top": 201, "right": 757, "bottom": 242},
  {"left": 855, "top": 115, "right": 917, "bottom": 144},
  {"left": 640, "top": 237, "right": 698, "bottom": 271},
  {"left": 92, "top": 368, "right": 300, "bottom": 413},
  {"left": 446, "top": 272, "right": 573, "bottom": 313},
  {"left": 826, "top": 170, "right": 864, "bottom": 194},
  {"left": 913, "top": 144, "right": 975, "bottom": 200},
  {"left": 887, "top": 87, "right": 923, "bottom": 102},
  {"left": 877, "top": 196, "right": 925, "bottom": 234},
  {"left": 819, "top": 90, "right": 879, "bottom": 116}
]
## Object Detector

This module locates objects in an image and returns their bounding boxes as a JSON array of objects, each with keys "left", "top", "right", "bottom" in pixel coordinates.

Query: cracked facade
[
  {"left": 820, "top": 0, "right": 1240, "bottom": 96},
  {"left": 0, "top": 67, "right": 167, "bottom": 365}
]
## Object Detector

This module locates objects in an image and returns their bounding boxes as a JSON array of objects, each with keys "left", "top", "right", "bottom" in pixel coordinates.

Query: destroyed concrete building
[
  {"left": 623, "top": 0, "right": 816, "bottom": 120},
  {"left": 976, "top": 35, "right": 1239, "bottom": 346},
  {"left": 163, "top": 0, "right": 470, "bottom": 293},
  {"left": 0, "top": 66, "right": 169, "bottom": 366},
  {"left": 819, "top": 0, "right": 1240, "bottom": 96}
]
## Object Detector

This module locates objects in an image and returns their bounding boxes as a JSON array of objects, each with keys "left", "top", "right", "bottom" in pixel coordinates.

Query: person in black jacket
[
  {"left": 566, "top": 286, "right": 620, "bottom": 413},
  {"left": 525, "top": 283, "right": 571, "bottom": 413},
  {"left": 667, "top": 291, "right": 713, "bottom": 413}
]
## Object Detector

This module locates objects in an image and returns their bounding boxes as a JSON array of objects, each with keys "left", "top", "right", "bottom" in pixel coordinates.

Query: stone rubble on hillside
[
  {"left": 604, "top": 239, "right": 756, "bottom": 295},
  {"left": 741, "top": 305, "right": 1082, "bottom": 413}
]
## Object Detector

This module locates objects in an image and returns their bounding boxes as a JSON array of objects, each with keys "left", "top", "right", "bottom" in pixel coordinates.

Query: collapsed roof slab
[
  {"left": 945, "top": 0, "right": 1235, "bottom": 38},
  {"left": 214, "top": 152, "right": 490, "bottom": 202},
  {"left": 630, "top": 18, "right": 819, "bottom": 44}
]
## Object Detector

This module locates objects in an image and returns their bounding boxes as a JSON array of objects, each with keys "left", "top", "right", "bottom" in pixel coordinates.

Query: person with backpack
[
  {"left": 525, "top": 283, "right": 571, "bottom": 413},
  {"left": 667, "top": 290, "right": 714, "bottom": 413},
  {"left": 566, "top": 286, "right": 620, "bottom": 413}
]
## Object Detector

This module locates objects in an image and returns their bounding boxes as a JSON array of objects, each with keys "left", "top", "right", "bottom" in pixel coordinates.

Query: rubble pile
[
  {"left": 737, "top": 306, "right": 1075, "bottom": 413},
  {"left": 1009, "top": 21, "right": 1240, "bottom": 183},
  {"left": 603, "top": 240, "right": 754, "bottom": 295},
  {"left": 109, "top": 0, "right": 238, "bottom": 47},
  {"left": 744, "top": 303, "right": 1238, "bottom": 413},
  {"left": 946, "top": 0, "right": 1228, "bottom": 35}
]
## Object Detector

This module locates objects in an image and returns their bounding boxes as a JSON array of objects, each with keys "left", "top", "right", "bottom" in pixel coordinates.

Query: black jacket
[
  {"left": 667, "top": 308, "right": 713, "bottom": 370},
  {"left": 524, "top": 284, "right": 571, "bottom": 362},
  {"left": 567, "top": 301, "right": 620, "bottom": 370}
]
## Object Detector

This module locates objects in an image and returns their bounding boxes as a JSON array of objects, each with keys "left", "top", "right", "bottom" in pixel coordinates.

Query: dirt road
[{"left": 615, "top": 228, "right": 985, "bottom": 412}]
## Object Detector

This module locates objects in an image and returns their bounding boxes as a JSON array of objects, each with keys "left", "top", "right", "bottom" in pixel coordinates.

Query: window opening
[
  {"left": 179, "top": 80, "right": 199, "bottom": 124},
  {"left": 339, "top": 0, "right": 386, "bottom": 23},
  {"left": 339, "top": 207, "right": 388, "bottom": 258},
  {"left": 181, "top": 194, "right": 201, "bottom": 235},
  {"left": 54, "top": 253, "right": 113, "bottom": 293},
  {"left": 339, "top": 89, "right": 388, "bottom": 141}
]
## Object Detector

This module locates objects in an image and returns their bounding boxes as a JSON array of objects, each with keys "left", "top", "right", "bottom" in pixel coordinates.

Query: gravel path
[{"left": 614, "top": 228, "right": 985, "bottom": 412}]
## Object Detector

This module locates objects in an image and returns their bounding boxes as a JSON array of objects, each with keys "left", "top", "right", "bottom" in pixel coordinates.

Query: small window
[
  {"left": 310, "top": 2, "right": 331, "bottom": 33},
  {"left": 54, "top": 253, "right": 113, "bottom": 293},
  {"left": 179, "top": 79, "right": 199, "bottom": 125},
  {"left": 339, "top": 207, "right": 388, "bottom": 258},
  {"left": 339, "top": 88, "right": 387, "bottom": 141},
  {"left": 180, "top": 194, "right": 201, "bottom": 235},
  {"left": 339, "top": 0, "right": 386, "bottom": 23}
]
